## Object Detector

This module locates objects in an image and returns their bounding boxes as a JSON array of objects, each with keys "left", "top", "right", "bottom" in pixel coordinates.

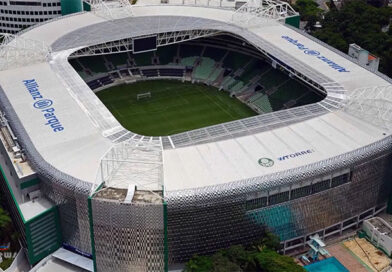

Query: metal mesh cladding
[
  {"left": 166, "top": 149, "right": 392, "bottom": 263},
  {"left": 91, "top": 198, "right": 165, "bottom": 272},
  {"left": 0, "top": 86, "right": 93, "bottom": 254}
]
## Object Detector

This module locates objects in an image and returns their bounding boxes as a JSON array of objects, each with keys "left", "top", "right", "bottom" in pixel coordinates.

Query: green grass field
[{"left": 97, "top": 80, "right": 257, "bottom": 136}]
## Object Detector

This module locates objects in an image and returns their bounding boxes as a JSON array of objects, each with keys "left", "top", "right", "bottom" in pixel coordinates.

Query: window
[
  {"left": 331, "top": 173, "right": 350, "bottom": 187},
  {"left": 269, "top": 191, "right": 289, "bottom": 205},
  {"left": 312, "top": 179, "right": 330, "bottom": 193},
  {"left": 291, "top": 185, "right": 312, "bottom": 200},
  {"left": 246, "top": 197, "right": 267, "bottom": 211}
]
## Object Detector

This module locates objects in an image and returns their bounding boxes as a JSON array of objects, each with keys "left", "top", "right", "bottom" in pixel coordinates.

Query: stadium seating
[
  {"left": 193, "top": 57, "right": 215, "bottom": 80},
  {"left": 203, "top": 46, "right": 226, "bottom": 62},
  {"left": 87, "top": 80, "right": 101, "bottom": 90},
  {"left": 133, "top": 51, "right": 153, "bottom": 66},
  {"left": 229, "top": 81, "right": 244, "bottom": 94},
  {"left": 221, "top": 76, "right": 237, "bottom": 90},
  {"left": 296, "top": 91, "right": 321, "bottom": 106},
  {"left": 248, "top": 92, "right": 264, "bottom": 103},
  {"left": 78, "top": 56, "right": 108, "bottom": 73},
  {"left": 180, "top": 44, "right": 203, "bottom": 58},
  {"left": 208, "top": 67, "right": 224, "bottom": 82},
  {"left": 238, "top": 61, "right": 269, "bottom": 84},
  {"left": 268, "top": 80, "right": 305, "bottom": 110},
  {"left": 70, "top": 40, "right": 321, "bottom": 115},
  {"left": 69, "top": 59, "right": 84, "bottom": 72},
  {"left": 105, "top": 52, "right": 129, "bottom": 67},
  {"left": 180, "top": 56, "right": 198, "bottom": 67},
  {"left": 120, "top": 69, "right": 130, "bottom": 77},
  {"left": 258, "top": 68, "right": 289, "bottom": 90},
  {"left": 223, "top": 51, "right": 251, "bottom": 71},
  {"left": 141, "top": 69, "right": 158, "bottom": 77},
  {"left": 160, "top": 68, "right": 184, "bottom": 77},
  {"left": 157, "top": 45, "right": 177, "bottom": 65},
  {"left": 253, "top": 95, "right": 273, "bottom": 113}
]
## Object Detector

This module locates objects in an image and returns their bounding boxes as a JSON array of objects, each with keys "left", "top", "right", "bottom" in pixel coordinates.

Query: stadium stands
[
  {"left": 203, "top": 46, "right": 226, "bottom": 62},
  {"left": 252, "top": 95, "right": 273, "bottom": 113},
  {"left": 193, "top": 57, "right": 215, "bottom": 80},
  {"left": 70, "top": 40, "right": 322, "bottom": 114},
  {"left": 180, "top": 44, "right": 203, "bottom": 58},
  {"left": 141, "top": 69, "right": 158, "bottom": 77},
  {"left": 223, "top": 51, "right": 251, "bottom": 71},
  {"left": 133, "top": 51, "right": 154, "bottom": 66},
  {"left": 78, "top": 56, "right": 108, "bottom": 73},
  {"left": 157, "top": 45, "right": 177, "bottom": 65},
  {"left": 160, "top": 68, "right": 184, "bottom": 77},
  {"left": 105, "top": 52, "right": 128, "bottom": 67},
  {"left": 207, "top": 67, "right": 224, "bottom": 82},
  {"left": 181, "top": 56, "right": 198, "bottom": 67}
]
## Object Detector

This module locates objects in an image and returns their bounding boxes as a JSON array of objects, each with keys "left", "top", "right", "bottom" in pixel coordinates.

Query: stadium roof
[{"left": 0, "top": 1, "right": 390, "bottom": 195}]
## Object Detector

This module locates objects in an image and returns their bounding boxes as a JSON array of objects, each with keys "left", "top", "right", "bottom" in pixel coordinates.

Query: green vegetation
[
  {"left": 0, "top": 195, "right": 19, "bottom": 269},
  {"left": 301, "top": 0, "right": 392, "bottom": 77},
  {"left": 184, "top": 232, "right": 305, "bottom": 272},
  {"left": 0, "top": 257, "right": 13, "bottom": 270},
  {"left": 0, "top": 206, "right": 11, "bottom": 229},
  {"left": 293, "top": 0, "right": 323, "bottom": 28},
  {"left": 97, "top": 80, "right": 256, "bottom": 136}
]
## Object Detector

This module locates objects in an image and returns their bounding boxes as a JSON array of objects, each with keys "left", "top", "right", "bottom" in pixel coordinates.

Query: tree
[
  {"left": 0, "top": 207, "right": 11, "bottom": 229},
  {"left": 311, "top": 1, "right": 392, "bottom": 77},
  {"left": 184, "top": 231, "right": 305, "bottom": 272},
  {"left": 211, "top": 252, "right": 242, "bottom": 272},
  {"left": 293, "top": 0, "right": 323, "bottom": 22},
  {"left": 184, "top": 255, "right": 214, "bottom": 272},
  {"left": 255, "top": 249, "right": 306, "bottom": 272}
]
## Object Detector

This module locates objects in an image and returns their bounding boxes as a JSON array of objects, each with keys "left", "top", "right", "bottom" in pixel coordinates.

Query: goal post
[{"left": 137, "top": 92, "right": 151, "bottom": 101}]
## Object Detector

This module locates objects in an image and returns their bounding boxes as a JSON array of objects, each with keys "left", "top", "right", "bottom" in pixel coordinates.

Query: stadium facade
[{"left": 0, "top": 0, "right": 391, "bottom": 271}]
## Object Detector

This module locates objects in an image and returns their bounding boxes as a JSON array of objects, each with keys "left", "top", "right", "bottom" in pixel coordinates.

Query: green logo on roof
[{"left": 258, "top": 158, "right": 274, "bottom": 167}]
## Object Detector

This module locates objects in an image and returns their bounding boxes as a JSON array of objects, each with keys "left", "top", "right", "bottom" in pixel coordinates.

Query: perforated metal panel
[
  {"left": 91, "top": 198, "right": 165, "bottom": 272},
  {"left": 165, "top": 151, "right": 392, "bottom": 263}
]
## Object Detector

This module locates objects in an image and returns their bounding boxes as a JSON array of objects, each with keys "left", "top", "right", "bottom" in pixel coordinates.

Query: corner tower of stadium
[{"left": 0, "top": 1, "right": 391, "bottom": 271}]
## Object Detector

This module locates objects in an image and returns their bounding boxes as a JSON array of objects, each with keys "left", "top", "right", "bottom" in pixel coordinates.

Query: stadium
[{"left": 0, "top": 0, "right": 392, "bottom": 271}]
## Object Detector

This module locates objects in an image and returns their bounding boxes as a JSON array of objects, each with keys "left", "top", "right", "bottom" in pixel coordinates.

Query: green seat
[
  {"left": 180, "top": 56, "right": 198, "bottom": 67},
  {"left": 193, "top": 57, "right": 216, "bottom": 80}
]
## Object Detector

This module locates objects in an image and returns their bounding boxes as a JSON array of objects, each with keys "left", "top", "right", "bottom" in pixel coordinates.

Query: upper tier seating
[
  {"left": 180, "top": 44, "right": 203, "bottom": 58},
  {"left": 203, "top": 46, "right": 226, "bottom": 62},
  {"left": 105, "top": 53, "right": 129, "bottom": 67},
  {"left": 79, "top": 56, "right": 108, "bottom": 73},
  {"left": 133, "top": 51, "right": 154, "bottom": 66},
  {"left": 223, "top": 51, "right": 251, "bottom": 71},
  {"left": 157, "top": 45, "right": 177, "bottom": 65}
]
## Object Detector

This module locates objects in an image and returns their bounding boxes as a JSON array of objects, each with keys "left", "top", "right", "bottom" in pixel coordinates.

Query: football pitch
[{"left": 96, "top": 80, "right": 257, "bottom": 136}]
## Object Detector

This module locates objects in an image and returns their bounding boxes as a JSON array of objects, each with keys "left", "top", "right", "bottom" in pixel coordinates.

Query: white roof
[
  {"left": 0, "top": 3, "right": 390, "bottom": 193},
  {"left": 163, "top": 111, "right": 386, "bottom": 191}
]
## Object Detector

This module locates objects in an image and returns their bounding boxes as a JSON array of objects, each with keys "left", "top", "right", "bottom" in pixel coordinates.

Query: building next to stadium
[
  {"left": 0, "top": 0, "right": 84, "bottom": 34},
  {"left": 0, "top": 0, "right": 391, "bottom": 271}
]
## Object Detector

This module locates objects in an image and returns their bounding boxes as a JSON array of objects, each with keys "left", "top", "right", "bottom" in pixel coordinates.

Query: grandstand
[
  {"left": 0, "top": 1, "right": 391, "bottom": 272},
  {"left": 70, "top": 36, "right": 323, "bottom": 116}
]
